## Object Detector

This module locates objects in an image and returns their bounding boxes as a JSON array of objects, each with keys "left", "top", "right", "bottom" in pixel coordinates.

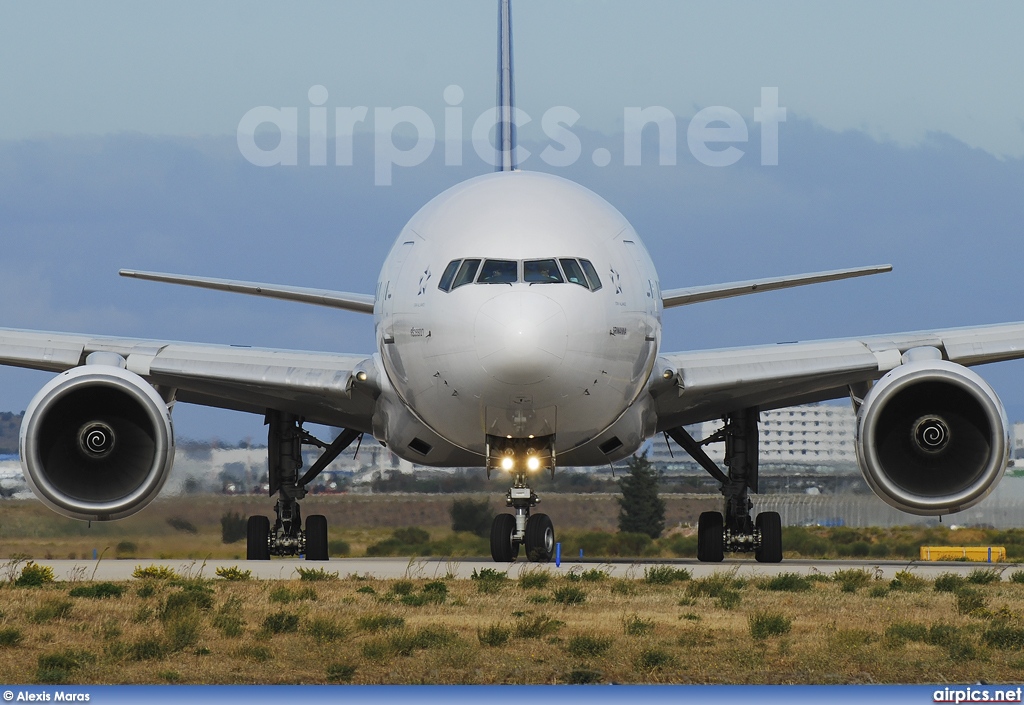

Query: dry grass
[{"left": 1, "top": 568, "right": 1024, "bottom": 684}]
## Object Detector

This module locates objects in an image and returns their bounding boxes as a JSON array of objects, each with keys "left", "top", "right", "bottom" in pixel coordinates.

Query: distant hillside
[{"left": 0, "top": 412, "right": 22, "bottom": 455}]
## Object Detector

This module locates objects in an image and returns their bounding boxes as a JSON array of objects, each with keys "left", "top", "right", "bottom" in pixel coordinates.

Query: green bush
[
  {"left": 519, "top": 570, "right": 552, "bottom": 590},
  {"left": 749, "top": 611, "right": 792, "bottom": 640},
  {"left": 580, "top": 569, "right": 608, "bottom": 582},
  {"left": 36, "top": 649, "right": 96, "bottom": 683},
  {"left": 954, "top": 587, "right": 988, "bottom": 616},
  {"left": 307, "top": 617, "right": 348, "bottom": 643},
  {"left": 983, "top": 623, "right": 1024, "bottom": 649},
  {"left": 450, "top": 498, "right": 493, "bottom": 538},
  {"left": 270, "top": 586, "right": 317, "bottom": 604},
  {"left": 31, "top": 598, "right": 73, "bottom": 624},
  {"left": 567, "top": 668, "right": 602, "bottom": 684},
  {"left": 967, "top": 568, "right": 1001, "bottom": 585},
  {"left": 514, "top": 614, "right": 564, "bottom": 639},
  {"left": 644, "top": 566, "right": 691, "bottom": 585},
  {"left": 566, "top": 634, "right": 612, "bottom": 657},
  {"left": 161, "top": 586, "right": 214, "bottom": 619},
  {"left": 260, "top": 611, "right": 300, "bottom": 635},
  {"left": 115, "top": 541, "right": 137, "bottom": 558},
  {"left": 471, "top": 568, "right": 508, "bottom": 594},
  {"left": 716, "top": 589, "right": 742, "bottom": 610},
  {"left": 69, "top": 582, "right": 124, "bottom": 599},
  {"left": 553, "top": 586, "right": 586, "bottom": 605},
  {"left": 15, "top": 561, "right": 55, "bottom": 587},
  {"left": 889, "top": 570, "right": 926, "bottom": 593},
  {"left": 133, "top": 565, "right": 178, "bottom": 581},
  {"left": 1009, "top": 570, "right": 1024, "bottom": 584},
  {"left": 759, "top": 573, "right": 812, "bottom": 592},
  {"left": 328, "top": 539, "right": 351, "bottom": 556},
  {"left": 868, "top": 584, "right": 890, "bottom": 598},
  {"left": 884, "top": 621, "right": 928, "bottom": 645},
  {"left": 356, "top": 614, "right": 405, "bottom": 632},
  {"left": 833, "top": 569, "right": 873, "bottom": 593},
  {"left": 934, "top": 573, "right": 967, "bottom": 593},
  {"left": 635, "top": 648, "right": 674, "bottom": 670},
  {"left": 0, "top": 627, "right": 23, "bottom": 647},
  {"left": 477, "top": 624, "right": 512, "bottom": 647},
  {"left": 688, "top": 572, "right": 744, "bottom": 598},
  {"left": 623, "top": 614, "right": 655, "bottom": 636},
  {"left": 220, "top": 512, "right": 247, "bottom": 544},
  {"left": 215, "top": 566, "right": 252, "bottom": 581},
  {"left": 296, "top": 567, "right": 338, "bottom": 581}
]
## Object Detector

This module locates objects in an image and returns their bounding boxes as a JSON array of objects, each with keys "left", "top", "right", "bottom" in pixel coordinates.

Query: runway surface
[{"left": 23, "top": 556, "right": 1017, "bottom": 581}]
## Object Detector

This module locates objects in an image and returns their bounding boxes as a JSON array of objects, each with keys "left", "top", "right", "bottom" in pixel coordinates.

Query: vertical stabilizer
[{"left": 496, "top": 0, "right": 516, "bottom": 171}]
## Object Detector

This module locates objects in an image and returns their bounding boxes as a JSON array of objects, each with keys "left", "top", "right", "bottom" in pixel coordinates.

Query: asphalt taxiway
[{"left": 22, "top": 557, "right": 1016, "bottom": 582}]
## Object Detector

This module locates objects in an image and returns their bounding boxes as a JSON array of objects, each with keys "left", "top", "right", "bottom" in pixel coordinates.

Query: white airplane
[{"left": 4, "top": 0, "right": 1022, "bottom": 563}]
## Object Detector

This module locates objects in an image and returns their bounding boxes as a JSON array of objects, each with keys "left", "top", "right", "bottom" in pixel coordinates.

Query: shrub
[
  {"left": 356, "top": 585, "right": 376, "bottom": 595},
  {"left": 749, "top": 611, "right": 792, "bottom": 640},
  {"left": 983, "top": 624, "right": 1024, "bottom": 649},
  {"left": 644, "top": 566, "right": 691, "bottom": 585},
  {"left": 610, "top": 579, "right": 636, "bottom": 596},
  {"left": 716, "top": 589, "right": 742, "bottom": 610},
  {"left": 553, "top": 586, "right": 586, "bottom": 605},
  {"left": 296, "top": 566, "right": 339, "bottom": 581},
  {"left": 133, "top": 565, "right": 178, "bottom": 580},
  {"left": 270, "top": 586, "right": 317, "bottom": 604},
  {"left": 31, "top": 598, "right": 73, "bottom": 624},
  {"left": 165, "top": 612, "right": 203, "bottom": 651},
  {"left": 115, "top": 541, "right": 137, "bottom": 558},
  {"left": 167, "top": 516, "right": 198, "bottom": 534},
  {"left": 566, "top": 634, "right": 612, "bottom": 658},
  {"left": 130, "top": 637, "right": 168, "bottom": 661},
  {"left": 477, "top": 624, "right": 512, "bottom": 647},
  {"left": 234, "top": 644, "right": 272, "bottom": 662},
  {"left": 967, "top": 568, "right": 1001, "bottom": 585},
  {"left": 0, "top": 627, "right": 23, "bottom": 647},
  {"left": 328, "top": 539, "right": 351, "bottom": 556},
  {"left": 623, "top": 614, "right": 655, "bottom": 636},
  {"left": 580, "top": 569, "right": 609, "bottom": 582},
  {"left": 514, "top": 614, "right": 564, "bottom": 639},
  {"left": 307, "top": 617, "right": 347, "bottom": 643},
  {"left": 471, "top": 568, "right": 508, "bottom": 594},
  {"left": 215, "top": 566, "right": 251, "bottom": 581},
  {"left": 36, "top": 649, "right": 96, "bottom": 683},
  {"left": 688, "top": 572, "right": 744, "bottom": 598},
  {"left": 759, "top": 573, "right": 812, "bottom": 592},
  {"left": 635, "top": 648, "right": 674, "bottom": 670},
  {"left": 326, "top": 663, "right": 357, "bottom": 683},
  {"left": 520, "top": 570, "right": 552, "bottom": 590},
  {"left": 955, "top": 587, "right": 988, "bottom": 616},
  {"left": 161, "top": 586, "right": 214, "bottom": 619},
  {"left": 450, "top": 498, "right": 493, "bottom": 537},
  {"left": 15, "top": 561, "right": 55, "bottom": 587},
  {"left": 261, "top": 611, "right": 300, "bottom": 635},
  {"left": 69, "top": 582, "right": 124, "bottom": 599},
  {"left": 934, "top": 573, "right": 967, "bottom": 593},
  {"left": 389, "top": 580, "right": 415, "bottom": 596},
  {"left": 1008, "top": 570, "right": 1024, "bottom": 584},
  {"left": 833, "top": 569, "right": 873, "bottom": 593},
  {"left": 220, "top": 512, "right": 247, "bottom": 544},
  {"left": 889, "top": 570, "right": 926, "bottom": 593},
  {"left": 868, "top": 585, "right": 890, "bottom": 598},
  {"left": 567, "top": 668, "right": 602, "bottom": 684}
]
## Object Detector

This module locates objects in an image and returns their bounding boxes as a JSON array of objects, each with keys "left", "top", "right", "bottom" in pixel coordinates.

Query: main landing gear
[
  {"left": 666, "top": 407, "right": 783, "bottom": 563},
  {"left": 246, "top": 410, "right": 360, "bottom": 561},
  {"left": 487, "top": 436, "right": 556, "bottom": 563}
]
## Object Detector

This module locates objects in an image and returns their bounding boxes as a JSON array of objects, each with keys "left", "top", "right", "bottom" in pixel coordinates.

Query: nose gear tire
[
  {"left": 525, "top": 513, "right": 555, "bottom": 563},
  {"left": 490, "top": 513, "right": 519, "bottom": 562}
]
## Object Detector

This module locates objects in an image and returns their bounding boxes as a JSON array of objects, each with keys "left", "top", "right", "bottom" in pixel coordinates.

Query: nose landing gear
[{"left": 487, "top": 436, "right": 555, "bottom": 563}]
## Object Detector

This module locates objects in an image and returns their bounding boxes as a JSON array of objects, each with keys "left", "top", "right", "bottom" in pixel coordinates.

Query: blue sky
[{"left": 1, "top": 1, "right": 1023, "bottom": 441}]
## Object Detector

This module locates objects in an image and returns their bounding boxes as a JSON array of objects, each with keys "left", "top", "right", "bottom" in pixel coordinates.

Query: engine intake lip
[
  {"left": 856, "top": 359, "right": 1008, "bottom": 516},
  {"left": 20, "top": 365, "right": 174, "bottom": 521}
]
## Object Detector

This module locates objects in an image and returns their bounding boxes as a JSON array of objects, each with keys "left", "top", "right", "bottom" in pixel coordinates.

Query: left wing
[
  {"left": 0, "top": 327, "right": 379, "bottom": 430},
  {"left": 652, "top": 321, "right": 1024, "bottom": 429}
]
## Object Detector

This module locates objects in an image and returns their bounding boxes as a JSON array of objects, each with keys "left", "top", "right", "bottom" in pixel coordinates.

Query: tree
[
  {"left": 450, "top": 498, "right": 493, "bottom": 538},
  {"left": 617, "top": 453, "right": 665, "bottom": 539}
]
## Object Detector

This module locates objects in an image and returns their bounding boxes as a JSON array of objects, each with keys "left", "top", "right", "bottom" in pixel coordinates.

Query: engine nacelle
[
  {"left": 20, "top": 362, "right": 174, "bottom": 521},
  {"left": 855, "top": 358, "right": 1008, "bottom": 515}
]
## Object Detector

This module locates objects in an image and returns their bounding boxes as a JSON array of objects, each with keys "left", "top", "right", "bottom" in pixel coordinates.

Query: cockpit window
[
  {"left": 579, "top": 259, "right": 602, "bottom": 291},
  {"left": 524, "top": 259, "right": 563, "bottom": 284},
  {"left": 559, "top": 258, "right": 588, "bottom": 288},
  {"left": 477, "top": 259, "right": 518, "bottom": 284},
  {"left": 438, "top": 260, "right": 461, "bottom": 292},
  {"left": 452, "top": 258, "right": 481, "bottom": 289}
]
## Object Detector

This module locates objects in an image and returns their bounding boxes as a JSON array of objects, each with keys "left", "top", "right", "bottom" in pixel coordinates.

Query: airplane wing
[
  {"left": 0, "top": 327, "right": 378, "bottom": 431},
  {"left": 652, "top": 321, "right": 1024, "bottom": 430}
]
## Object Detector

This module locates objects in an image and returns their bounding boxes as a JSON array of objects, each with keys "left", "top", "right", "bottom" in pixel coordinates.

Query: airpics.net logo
[{"left": 236, "top": 85, "right": 786, "bottom": 185}]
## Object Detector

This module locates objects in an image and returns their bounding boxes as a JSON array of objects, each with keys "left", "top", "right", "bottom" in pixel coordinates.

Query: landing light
[
  {"left": 526, "top": 456, "right": 540, "bottom": 471},
  {"left": 501, "top": 457, "right": 514, "bottom": 471}
]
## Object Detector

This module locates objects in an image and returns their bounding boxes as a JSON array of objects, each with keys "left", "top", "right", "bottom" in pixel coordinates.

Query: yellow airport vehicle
[{"left": 920, "top": 546, "right": 1006, "bottom": 562}]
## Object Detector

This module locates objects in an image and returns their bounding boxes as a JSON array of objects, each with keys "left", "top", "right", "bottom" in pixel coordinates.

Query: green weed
[{"left": 749, "top": 611, "right": 792, "bottom": 640}]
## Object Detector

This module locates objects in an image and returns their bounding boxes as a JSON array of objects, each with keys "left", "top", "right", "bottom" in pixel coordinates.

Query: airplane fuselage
[{"left": 373, "top": 170, "right": 662, "bottom": 467}]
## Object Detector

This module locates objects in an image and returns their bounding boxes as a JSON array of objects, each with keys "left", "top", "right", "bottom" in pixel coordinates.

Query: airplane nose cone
[{"left": 474, "top": 291, "right": 567, "bottom": 385}]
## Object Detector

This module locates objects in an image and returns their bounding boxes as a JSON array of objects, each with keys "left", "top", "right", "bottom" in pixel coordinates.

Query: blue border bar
[{"left": 0, "top": 685, "right": 1020, "bottom": 704}]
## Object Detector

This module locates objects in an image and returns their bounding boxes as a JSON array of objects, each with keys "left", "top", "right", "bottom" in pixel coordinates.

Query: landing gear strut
[
  {"left": 667, "top": 407, "right": 782, "bottom": 563},
  {"left": 246, "top": 410, "right": 359, "bottom": 561},
  {"left": 488, "top": 436, "right": 555, "bottom": 563}
]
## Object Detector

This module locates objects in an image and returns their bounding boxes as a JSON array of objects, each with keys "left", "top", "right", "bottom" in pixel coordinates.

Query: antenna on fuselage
[{"left": 496, "top": 0, "right": 517, "bottom": 171}]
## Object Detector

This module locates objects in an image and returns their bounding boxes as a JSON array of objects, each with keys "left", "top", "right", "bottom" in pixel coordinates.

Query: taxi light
[
  {"left": 500, "top": 456, "right": 514, "bottom": 471},
  {"left": 526, "top": 456, "right": 540, "bottom": 471}
]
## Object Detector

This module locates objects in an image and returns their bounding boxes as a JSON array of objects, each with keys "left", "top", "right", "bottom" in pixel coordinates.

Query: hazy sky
[
  {"left": 1, "top": 1, "right": 1024, "bottom": 442},
  {"left": 1, "top": 1, "right": 1023, "bottom": 157}
]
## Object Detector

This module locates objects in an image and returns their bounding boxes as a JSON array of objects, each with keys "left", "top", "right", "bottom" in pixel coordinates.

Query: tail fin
[{"left": 496, "top": 0, "right": 516, "bottom": 171}]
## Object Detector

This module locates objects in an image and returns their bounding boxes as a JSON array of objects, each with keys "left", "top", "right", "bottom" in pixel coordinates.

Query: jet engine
[
  {"left": 20, "top": 359, "right": 174, "bottom": 521},
  {"left": 855, "top": 355, "right": 1008, "bottom": 516}
]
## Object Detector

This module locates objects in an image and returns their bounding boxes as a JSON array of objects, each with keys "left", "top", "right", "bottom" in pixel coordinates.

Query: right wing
[
  {"left": 0, "top": 327, "right": 379, "bottom": 431},
  {"left": 652, "top": 321, "right": 1024, "bottom": 430}
]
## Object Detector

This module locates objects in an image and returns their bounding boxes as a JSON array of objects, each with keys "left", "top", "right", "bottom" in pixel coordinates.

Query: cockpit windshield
[
  {"left": 477, "top": 259, "right": 518, "bottom": 284},
  {"left": 438, "top": 257, "right": 602, "bottom": 292},
  {"left": 524, "top": 259, "right": 563, "bottom": 284}
]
